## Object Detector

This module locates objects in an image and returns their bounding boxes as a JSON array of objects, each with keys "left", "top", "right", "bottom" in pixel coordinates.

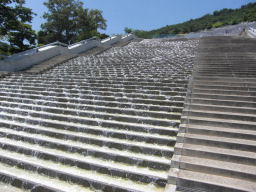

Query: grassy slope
[{"left": 133, "top": 3, "right": 256, "bottom": 39}]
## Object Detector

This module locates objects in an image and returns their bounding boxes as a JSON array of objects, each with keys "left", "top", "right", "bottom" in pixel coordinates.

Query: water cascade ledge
[
  {"left": 0, "top": 34, "right": 136, "bottom": 72},
  {"left": 0, "top": 38, "right": 199, "bottom": 191}
]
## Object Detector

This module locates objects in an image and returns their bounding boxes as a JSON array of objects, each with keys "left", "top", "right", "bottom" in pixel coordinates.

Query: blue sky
[{"left": 25, "top": 0, "right": 256, "bottom": 35}]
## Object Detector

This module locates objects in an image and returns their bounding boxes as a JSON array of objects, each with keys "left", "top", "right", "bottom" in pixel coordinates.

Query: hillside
[{"left": 132, "top": 2, "right": 256, "bottom": 39}]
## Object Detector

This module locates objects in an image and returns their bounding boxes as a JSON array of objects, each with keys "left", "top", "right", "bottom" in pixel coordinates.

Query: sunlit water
[{"left": 0, "top": 38, "right": 199, "bottom": 191}]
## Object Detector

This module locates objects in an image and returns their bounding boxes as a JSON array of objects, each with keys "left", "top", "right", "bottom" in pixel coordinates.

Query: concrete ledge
[
  {"left": 67, "top": 40, "right": 100, "bottom": 54},
  {"left": 165, "top": 183, "right": 177, "bottom": 192},
  {"left": 0, "top": 34, "right": 136, "bottom": 72},
  {"left": 167, "top": 168, "right": 179, "bottom": 185},
  {"left": 0, "top": 46, "right": 64, "bottom": 72},
  {"left": 121, "top": 34, "right": 136, "bottom": 42},
  {"left": 171, "top": 155, "right": 182, "bottom": 169},
  {"left": 101, "top": 36, "right": 122, "bottom": 46}
]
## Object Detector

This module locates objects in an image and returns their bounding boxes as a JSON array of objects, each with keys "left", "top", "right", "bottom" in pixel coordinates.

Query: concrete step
[
  {"left": 0, "top": 88, "right": 185, "bottom": 107},
  {"left": 0, "top": 120, "right": 174, "bottom": 156},
  {"left": 189, "top": 98, "right": 256, "bottom": 108},
  {"left": 0, "top": 128, "right": 171, "bottom": 170},
  {"left": 194, "top": 75, "right": 256, "bottom": 83},
  {"left": 0, "top": 91, "right": 183, "bottom": 114},
  {"left": 41, "top": 73, "right": 191, "bottom": 79},
  {"left": 0, "top": 101, "right": 180, "bottom": 127},
  {"left": 0, "top": 109, "right": 178, "bottom": 136},
  {"left": 197, "top": 70, "right": 256, "bottom": 74},
  {"left": 0, "top": 140, "right": 168, "bottom": 187},
  {"left": 193, "top": 84, "right": 256, "bottom": 91},
  {"left": 196, "top": 73, "right": 256, "bottom": 77},
  {"left": 178, "top": 133, "right": 256, "bottom": 152},
  {"left": 0, "top": 79, "right": 188, "bottom": 93},
  {"left": 0, "top": 117, "right": 175, "bottom": 146},
  {"left": 175, "top": 143, "right": 256, "bottom": 166},
  {"left": 168, "top": 168, "right": 256, "bottom": 192},
  {"left": 0, "top": 96, "right": 182, "bottom": 119},
  {"left": 193, "top": 80, "right": 256, "bottom": 87},
  {"left": 183, "top": 109, "right": 256, "bottom": 122},
  {"left": 0, "top": 150, "right": 162, "bottom": 192},
  {"left": 171, "top": 155, "right": 256, "bottom": 182},
  {"left": 194, "top": 76, "right": 256, "bottom": 83},
  {"left": 0, "top": 38, "right": 199, "bottom": 191},
  {"left": 192, "top": 93, "right": 256, "bottom": 102},
  {"left": 42, "top": 74, "right": 186, "bottom": 80},
  {"left": 0, "top": 84, "right": 186, "bottom": 101},
  {"left": 168, "top": 36, "right": 256, "bottom": 192},
  {"left": 196, "top": 71, "right": 256, "bottom": 75},
  {"left": 181, "top": 116, "right": 256, "bottom": 131},
  {"left": 184, "top": 103, "right": 256, "bottom": 114},
  {"left": 0, "top": 169, "right": 81, "bottom": 192},
  {"left": 179, "top": 124, "right": 256, "bottom": 141},
  {"left": 5, "top": 75, "right": 189, "bottom": 85},
  {"left": 193, "top": 88, "right": 256, "bottom": 96}
]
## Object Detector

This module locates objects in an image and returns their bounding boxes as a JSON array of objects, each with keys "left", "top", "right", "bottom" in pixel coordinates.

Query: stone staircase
[
  {"left": 167, "top": 36, "right": 256, "bottom": 192},
  {"left": 0, "top": 39, "right": 198, "bottom": 191}
]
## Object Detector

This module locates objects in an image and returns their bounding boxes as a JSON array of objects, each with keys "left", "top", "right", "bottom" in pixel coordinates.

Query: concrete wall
[
  {"left": 121, "top": 34, "right": 135, "bottom": 42},
  {"left": 101, "top": 36, "right": 122, "bottom": 46},
  {"left": 67, "top": 40, "right": 100, "bottom": 54},
  {"left": 0, "top": 34, "right": 136, "bottom": 72},
  {"left": 0, "top": 46, "right": 63, "bottom": 72}
]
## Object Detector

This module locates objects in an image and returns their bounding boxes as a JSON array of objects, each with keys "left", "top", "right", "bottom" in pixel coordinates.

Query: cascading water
[{"left": 0, "top": 38, "right": 198, "bottom": 192}]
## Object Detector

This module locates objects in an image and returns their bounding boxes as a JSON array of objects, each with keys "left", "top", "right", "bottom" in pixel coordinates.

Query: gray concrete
[
  {"left": 166, "top": 36, "right": 256, "bottom": 192},
  {"left": 0, "top": 34, "right": 136, "bottom": 73},
  {"left": 67, "top": 39, "right": 100, "bottom": 54},
  {"left": 0, "top": 46, "right": 64, "bottom": 72}
]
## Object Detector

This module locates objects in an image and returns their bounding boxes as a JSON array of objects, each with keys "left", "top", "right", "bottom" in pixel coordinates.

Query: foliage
[
  {"left": 98, "top": 33, "right": 109, "bottom": 40},
  {"left": 124, "top": 27, "right": 132, "bottom": 34},
  {"left": 0, "top": 42, "right": 10, "bottom": 56},
  {"left": 0, "top": 0, "right": 36, "bottom": 54},
  {"left": 8, "top": 22, "right": 36, "bottom": 53},
  {"left": 76, "top": 8, "right": 107, "bottom": 41},
  {"left": 39, "top": 0, "right": 107, "bottom": 44},
  {"left": 131, "top": 2, "right": 256, "bottom": 39}
]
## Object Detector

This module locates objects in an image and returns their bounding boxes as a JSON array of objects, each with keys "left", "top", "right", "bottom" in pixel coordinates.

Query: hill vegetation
[{"left": 127, "top": 2, "right": 256, "bottom": 39}]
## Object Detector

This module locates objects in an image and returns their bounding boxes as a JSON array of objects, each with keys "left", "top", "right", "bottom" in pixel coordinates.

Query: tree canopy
[
  {"left": 0, "top": 0, "right": 36, "bottom": 55},
  {"left": 124, "top": 27, "right": 132, "bottom": 34},
  {"left": 38, "top": 0, "right": 107, "bottom": 45}
]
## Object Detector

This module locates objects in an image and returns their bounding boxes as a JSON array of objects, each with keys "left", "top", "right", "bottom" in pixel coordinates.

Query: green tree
[
  {"left": 39, "top": 0, "right": 107, "bottom": 44},
  {"left": 124, "top": 27, "right": 132, "bottom": 34},
  {"left": 76, "top": 8, "right": 106, "bottom": 41},
  {"left": 40, "top": 0, "right": 82, "bottom": 44},
  {"left": 8, "top": 23, "right": 36, "bottom": 53},
  {"left": 0, "top": 0, "right": 36, "bottom": 54}
]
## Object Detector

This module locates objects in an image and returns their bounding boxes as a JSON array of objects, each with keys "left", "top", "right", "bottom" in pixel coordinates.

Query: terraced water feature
[{"left": 0, "top": 39, "right": 198, "bottom": 192}]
